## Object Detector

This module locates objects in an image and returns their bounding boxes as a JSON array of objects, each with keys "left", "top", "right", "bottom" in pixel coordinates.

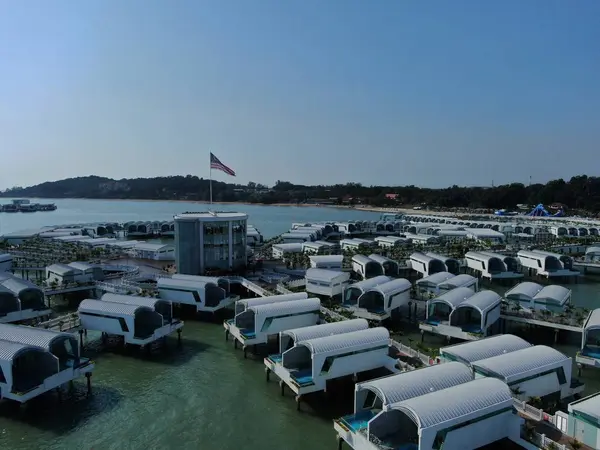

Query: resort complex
[{"left": 3, "top": 208, "right": 600, "bottom": 449}]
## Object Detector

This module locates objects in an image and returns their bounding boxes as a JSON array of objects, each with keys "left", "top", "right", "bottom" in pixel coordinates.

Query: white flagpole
[{"left": 209, "top": 153, "right": 213, "bottom": 206}]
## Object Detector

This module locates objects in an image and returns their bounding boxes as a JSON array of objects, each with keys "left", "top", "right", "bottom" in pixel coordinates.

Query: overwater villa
[
  {"left": 335, "top": 362, "right": 473, "bottom": 448},
  {"left": 335, "top": 377, "right": 523, "bottom": 450},
  {"left": 436, "top": 274, "right": 478, "bottom": 294},
  {"left": 0, "top": 273, "right": 51, "bottom": 324},
  {"left": 170, "top": 274, "right": 231, "bottom": 294},
  {"left": 465, "top": 251, "right": 524, "bottom": 280},
  {"left": 308, "top": 254, "right": 344, "bottom": 270},
  {"left": 448, "top": 290, "right": 502, "bottom": 336},
  {"left": 439, "top": 334, "right": 532, "bottom": 366},
  {"left": 304, "top": 268, "right": 350, "bottom": 298},
  {"left": 576, "top": 308, "right": 600, "bottom": 369},
  {"left": 157, "top": 276, "right": 233, "bottom": 313},
  {"left": 0, "top": 324, "right": 94, "bottom": 403},
  {"left": 227, "top": 298, "right": 321, "bottom": 355},
  {"left": 415, "top": 271, "right": 455, "bottom": 298},
  {"left": 0, "top": 254, "right": 12, "bottom": 272},
  {"left": 421, "top": 288, "right": 502, "bottom": 341},
  {"left": 424, "top": 252, "right": 460, "bottom": 275},
  {"left": 78, "top": 298, "right": 183, "bottom": 346},
  {"left": 471, "top": 345, "right": 584, "bottom": 401},
  {"left": 233, "top": 292, "right": 308, "bottom": 317},
  {"left": 265, "top": 327, "right": 398, "bottom": 408},
  {"left": 517, "top": 249, "right": 579, "bottom": 278},
  {"left": 274, "top": 318, "right": 369, "bottom": 357},
  {"left": 352, "top": 255, "right": 384, "bottom": 279},
  {"left": 354, "top": 278, "right": 411, "bottom": 321},
  {"left": 409, "top": 252, "right": 446, "bottom": 277},
  {"left": 342, "top": 276, "right": 391, "bottom": 309},
  {"left": 423, "top": 287, "right": 475, "bottom": 326},
  {"left": 367, "top": 254, "right": 400, "bottom": 277},
  {"left": 505, "top": 282, "right": 571, "bottom": 312}
]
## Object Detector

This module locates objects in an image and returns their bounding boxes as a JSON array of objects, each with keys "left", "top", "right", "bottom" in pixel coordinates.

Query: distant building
[{"left": 174, "top": 211, "right": 248, "bottom": 275}]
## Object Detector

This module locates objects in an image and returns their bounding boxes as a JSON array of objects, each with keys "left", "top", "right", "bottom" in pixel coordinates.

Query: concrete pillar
[
  {"left": 86, "top": 373, "right": 92, "bottom": 396},
  {"left": 79, "top": 329, "right": 84, "bottom": 353},
  {"left": 295, "top": 395, "right": 302, "bottom": 411},
  {"left": 279, "top": 380, "right": 285, "bottom": 396}
]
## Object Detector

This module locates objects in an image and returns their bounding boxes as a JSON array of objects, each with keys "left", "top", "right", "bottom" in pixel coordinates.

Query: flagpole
[{"left": 209, "top": 153, "right": 213, "bottom": 207}]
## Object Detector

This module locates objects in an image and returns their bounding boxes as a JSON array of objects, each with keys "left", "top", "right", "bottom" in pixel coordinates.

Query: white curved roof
[
  {"left": 346, "top": 276, "right": 391, "bottom": 293},
  {"left": 0, "top": 273, "right": 42, "bottom": 295},
  {"left": 366, "top": 278, "right": 411, "bottom": 296},
  {"left": 358, "top": 362, "right": 472, "bottom": 407},
  {"left": 102, "top": 293, "right": 167, "bottom": 309},
  {"left": 171, "top": 274, "right": 229, "bottom": 285},
  {"left": 352, "top": 254, "right": 377, "bottom": 265},
  {"left": 465, "top": 251, "right": 501, "bottom": 263},
  {"left": 478, "top": 251, "right": 517, "bottom": 262},
  {"left": 438, "top": 274, "right": 476, "bottom": 289},
  {"left": 440, "top": 334, "right": 532, "bottom": 363},
  {"left": 425, "top": 252, "right": 457, "bottom": 264},
  {"left": 79, "top": 298, "right": 150, "bottom": 316},
  {"left": 47, "top": 263, "right": 78, "bottom": 275},
  {"left": 368, "top": 254, "right": 398, "bottom": 266},
  {"left": 505, "top": 282, "right": 543, "bottom": 301},
  {"left": 533, "top": 285, "right": 571, "bottom": 306},
  {"left": 300, "top": 327, "right": 389, "bottom": 355},
  {"left": 282, "top": 319, "right": 369, "bottom": 343},
  {"left": 249, "top": 298, "right": 320, "bottom": 318},
  {"left": 237, "top": 293, "right": 308, "bottom": 312},
  {"left": 416, "top": 272, "right": 455, "bottom": 286},
  {"left": 0, "top": 323, "right": 76, "bottom": 352},
  {"left": 410, "top": 252, "right": 441, "bottom": 264},
  {"left": 584, "top": 309, "right": 600, "bottom": 331},
  {"left": 305, "top": 268, "right": 348, "bottom": 283},
  {"left": 309, "top": 255, "right": 344, "bottom": 264},
  {"left": 157, "top": 277, "right": 217, "bottom": 290},
  {"left": 517, "top": 250, "right": 557, "bottom": 262},
  {"left": 472, "top": 345, "right": 570, "bottom": 383},
  {"left": 431, "top": 287, "right": 474, "bottom": 308},
  {"left": 390, "top": 378, "right": 512, "bottom": 429},
  {"left": 454, "top": 290, "right": 501, "bottom": 315},
  {"left": 0, "top": 339, "right": 48, "bottom": 363},
  {"left": 586, "top": 246, "right": 600, "bottom": 255}
]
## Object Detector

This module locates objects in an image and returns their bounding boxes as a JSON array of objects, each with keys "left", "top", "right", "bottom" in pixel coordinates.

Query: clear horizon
[{"left": 1, "top": 1, "right": 599, "bottom": 190}]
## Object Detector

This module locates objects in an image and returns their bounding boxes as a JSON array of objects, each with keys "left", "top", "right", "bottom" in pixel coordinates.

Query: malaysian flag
[{"left": 210, "top": 152, "right": 236, "bottom": 176}]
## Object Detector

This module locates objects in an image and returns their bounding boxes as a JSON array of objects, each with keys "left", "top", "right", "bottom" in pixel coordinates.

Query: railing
[
  {"left": 286, "top": 278, "right": 306, "bottom": 288},
  {"left": 531, "top": 432, "right": 567, "bottom": 450},
  {"left": 37, "top": 312, "right": 81, "bottom": 332},
  {"left": 275, "top": 284, "right": 292, "bottom": 294},
  {"left": 319, "top": 306, "right": 347, "bottom": 321},
  {"left": 391, "top": 340, "right": 432, "bottom": 366},
  {"left": 95, "top": 281, "right": 142, "bottom": 294}
]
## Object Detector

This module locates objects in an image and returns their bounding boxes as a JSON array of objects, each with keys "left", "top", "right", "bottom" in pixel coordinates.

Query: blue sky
[{"left": 1, "top": 1, "right": 598, "bottom": 189}]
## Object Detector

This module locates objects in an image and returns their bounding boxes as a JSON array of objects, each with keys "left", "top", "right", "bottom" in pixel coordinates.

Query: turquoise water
[
  {"left": 1, "top": 199, "right": 600, "bottom": 449},
  {"left": 0, "top": 199, "right": 382, "bottom": 450},
  {"left": 0, "top": 198, "right": 382, "bottom": 238}
]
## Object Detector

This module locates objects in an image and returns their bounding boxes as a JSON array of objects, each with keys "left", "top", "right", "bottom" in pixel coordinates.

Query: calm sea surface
[
  {"left": 1, "top": 199, "right": 600, "bottom": 449},
  {"left": 0, "top": 198, "right": 383, "bottom": 238}
]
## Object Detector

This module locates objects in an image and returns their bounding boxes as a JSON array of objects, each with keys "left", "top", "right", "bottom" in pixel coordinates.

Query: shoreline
[{"left": 1, "top": 196, "right": 389, "bottom": 211}]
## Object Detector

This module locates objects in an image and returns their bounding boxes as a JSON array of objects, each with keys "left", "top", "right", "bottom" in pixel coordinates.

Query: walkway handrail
[
  {"left": 391, "top": 340, "right": 432, "bottom": 366},
  {"left": 532, "top": 432, "right": 566, "bottom": 450},
  {"left": 276, "top": 284, "right": 292, "bottom": 294},
  {"left": 37, "top": 312, "right": 81, "bottom": 332}
]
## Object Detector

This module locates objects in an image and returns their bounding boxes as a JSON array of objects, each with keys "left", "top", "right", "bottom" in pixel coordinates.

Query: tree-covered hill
[{"left": 2, "top": 174, "right": 600, "bottom": 213}]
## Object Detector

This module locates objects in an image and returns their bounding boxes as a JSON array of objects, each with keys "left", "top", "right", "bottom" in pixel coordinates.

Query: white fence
[
  {"left": 531, "top": 432, "right": 567, "bottom": 450},
  {"left": 37, "top": 312, "right": 81, "bottom": 332}
]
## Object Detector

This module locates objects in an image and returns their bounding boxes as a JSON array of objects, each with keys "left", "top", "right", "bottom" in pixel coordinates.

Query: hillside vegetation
[{"left": 2, "top": 175, "right": 600, "bottom": 213}]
